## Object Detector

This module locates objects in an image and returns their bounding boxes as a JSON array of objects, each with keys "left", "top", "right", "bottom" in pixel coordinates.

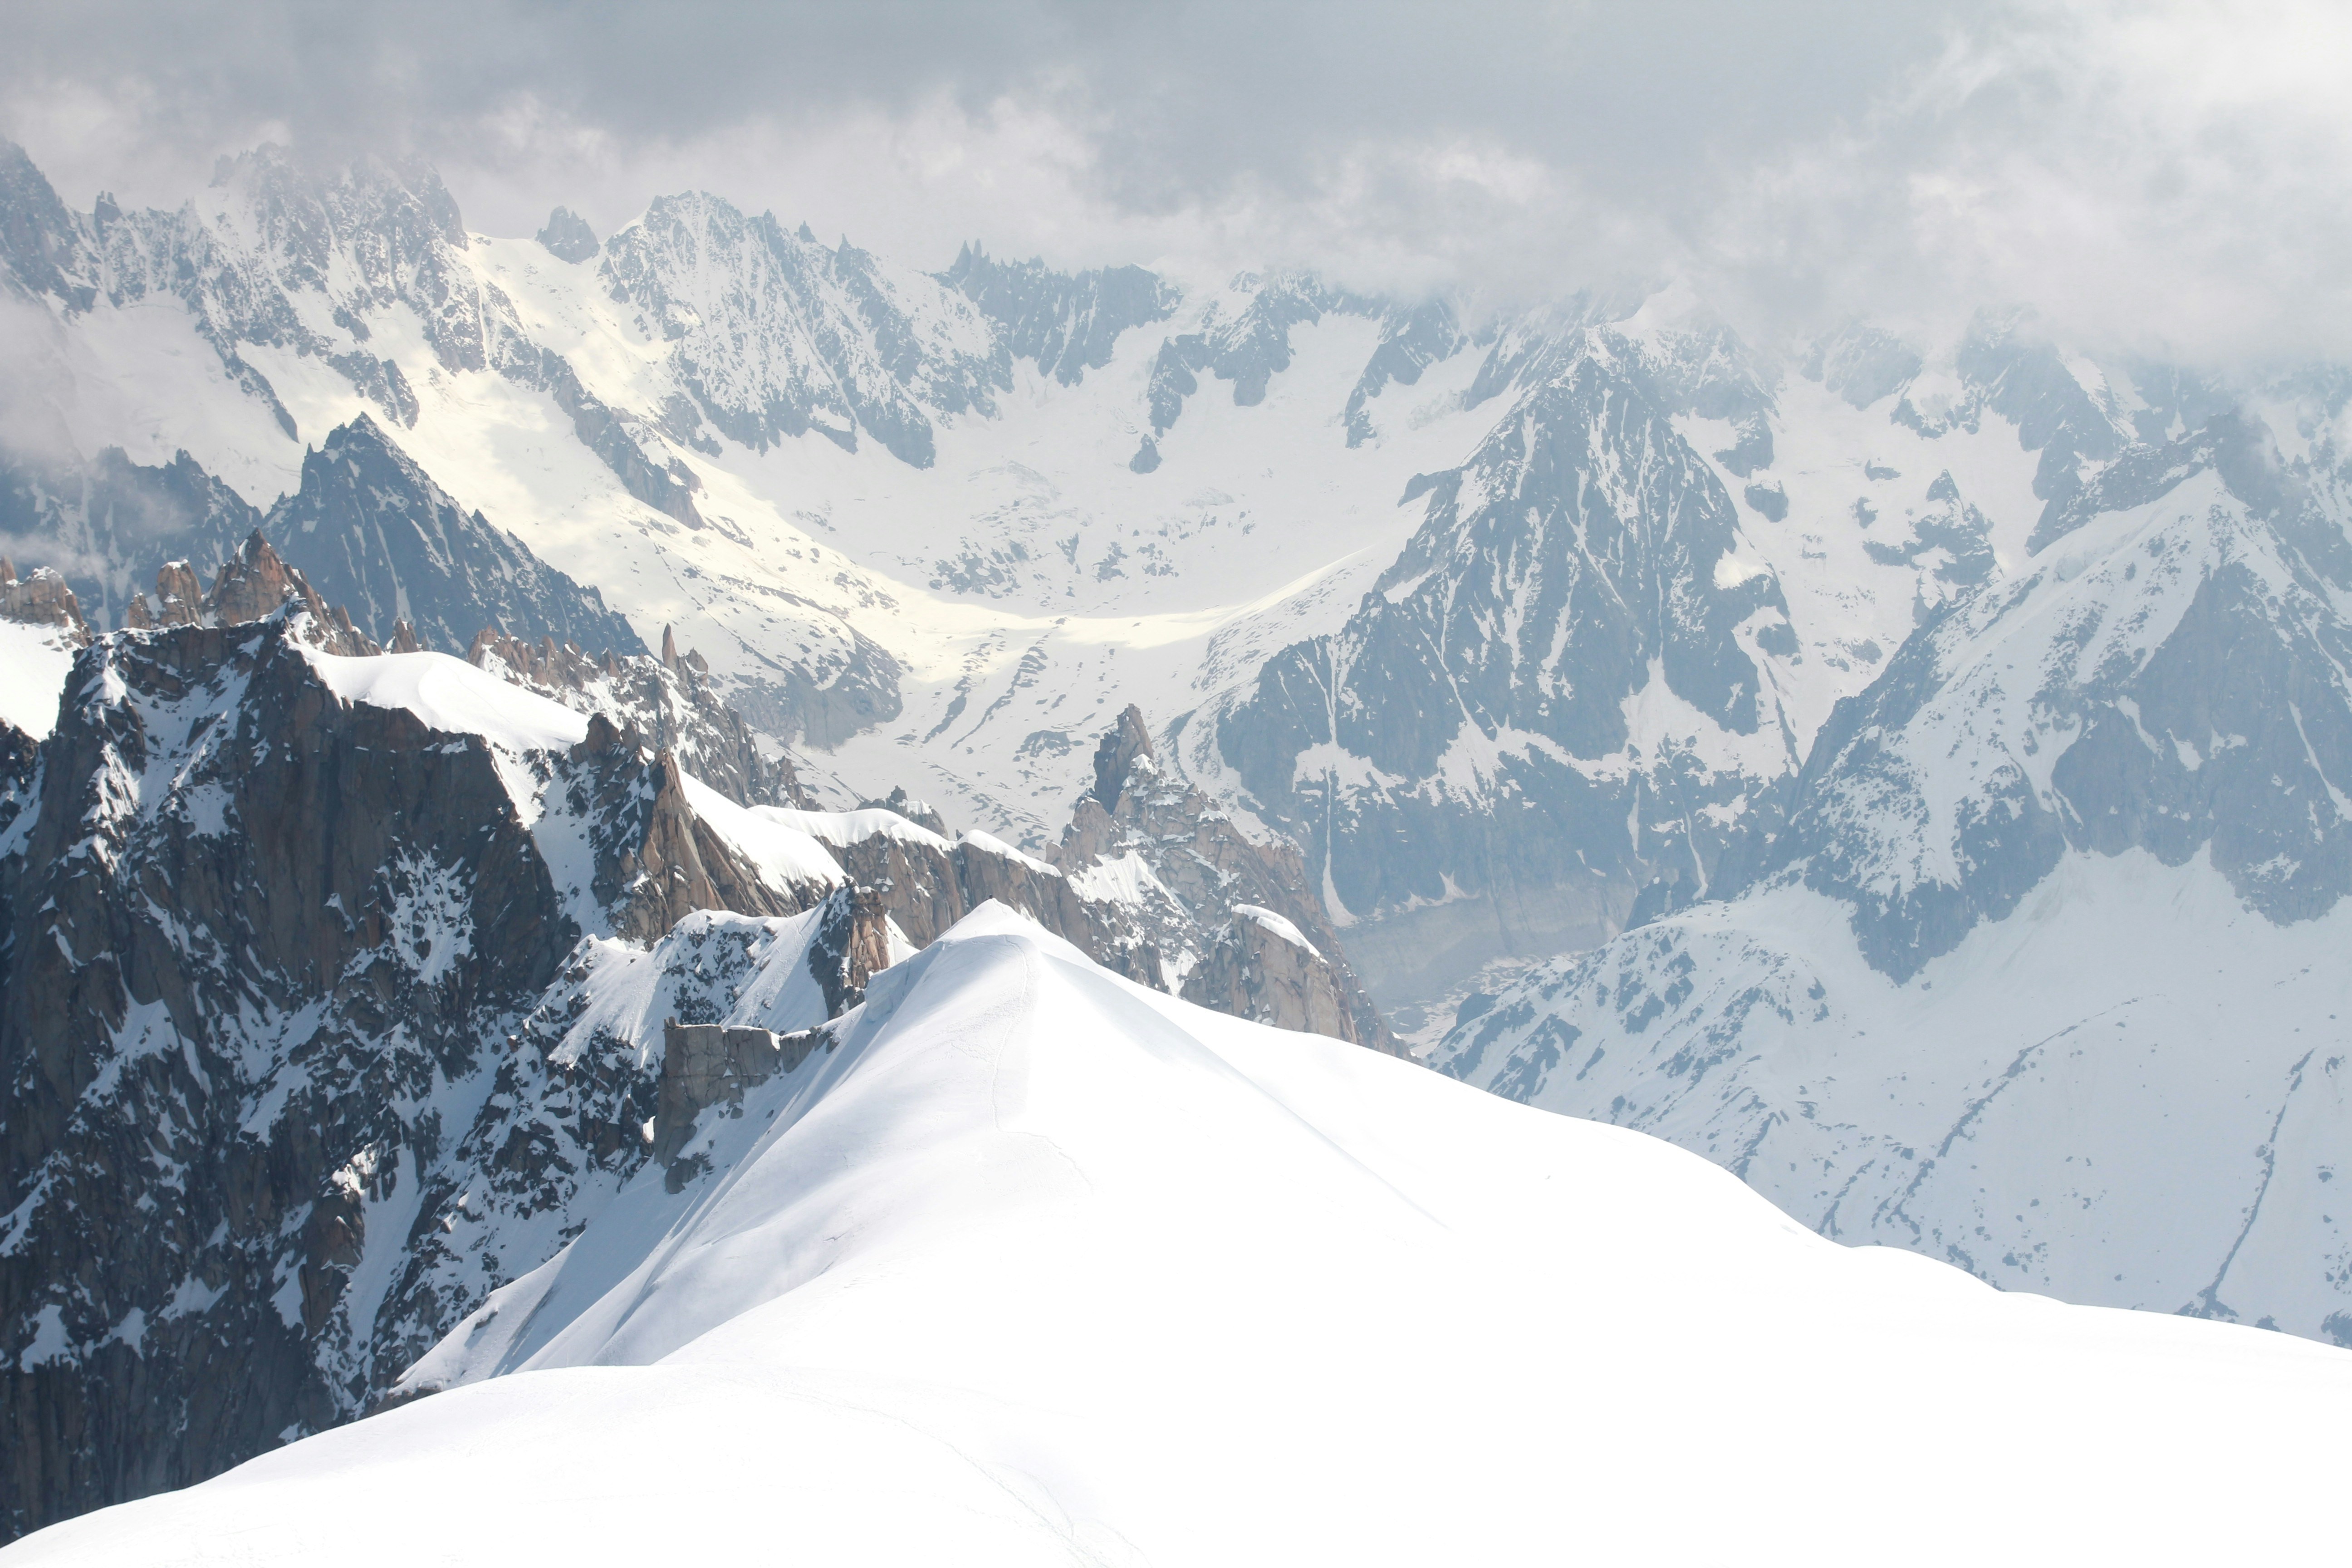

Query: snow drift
[{"left": 14, "top": 905, "right": 2349, "bottom": 1566}]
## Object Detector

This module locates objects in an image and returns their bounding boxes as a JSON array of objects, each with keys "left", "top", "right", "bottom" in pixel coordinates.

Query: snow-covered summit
[{"left": 17, "top": 907, "right": 2350, "bottom": 1565}]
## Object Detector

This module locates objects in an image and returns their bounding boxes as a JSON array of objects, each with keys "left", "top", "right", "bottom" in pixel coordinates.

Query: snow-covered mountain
[
  {"left": 10, "top": 128, "right": 2352, "bottom": 1543},
  {"left": 2, "top": 140, "right": 2162, "bottom": 1000},
  {"left": 1438, "top": 403, "right": 2352, "bottom": 1344},
  {"left": 0, "top": 539, "right": 1391, "bottom": 1534},
  {"left": 11, "top": 907, "right": 2351, "bottom": 1565}
]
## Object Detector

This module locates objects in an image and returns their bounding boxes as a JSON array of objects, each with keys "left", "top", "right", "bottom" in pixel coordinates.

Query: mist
[{"left": 3, "top": 0, "right": 2348, "bottom": 365}]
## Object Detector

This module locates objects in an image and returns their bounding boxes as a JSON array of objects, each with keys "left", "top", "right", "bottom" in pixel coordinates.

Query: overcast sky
[{"left": 3, "top": 0, "right": 2347, "bottom": 363}]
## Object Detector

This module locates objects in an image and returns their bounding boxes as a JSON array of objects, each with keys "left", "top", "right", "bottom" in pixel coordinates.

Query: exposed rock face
[
  {"left": 264, "top": 416, "right": 645, "bottom": 657},
  {"left": 601, "top": 740, "right": 811, "bottom": 943},
  {"left": 652, "top": 1020, "right": 823, "bottom": 1168},
  {"left": 123, "top": 562, "right": 205, "bottom": 629},
  {"left": 470, "top": 626, "right": 802, "bottom": 808},
  {"left": 1180, "top": 908, "right": 1360, "bottom": 1043},
  {"left": 0, "top": 560, "right": 89, "bottom": 642},
  {"left": 0, "top": 612, "right": 566, "bottom": 1534},
  {"left": 0, "top": 554, "right": 824, "bottom": 1537},
  {"left": 1058, "top": 706, "right": 1397, "bottom": 1052}
]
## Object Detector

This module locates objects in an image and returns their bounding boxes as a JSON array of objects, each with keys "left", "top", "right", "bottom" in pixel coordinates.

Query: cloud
[
  {"left": 2, "top": 0, "right": 2346, "bottom": 364},
  {"left": 1705, "top": 0, "right": 2352, "bottom": 364}
]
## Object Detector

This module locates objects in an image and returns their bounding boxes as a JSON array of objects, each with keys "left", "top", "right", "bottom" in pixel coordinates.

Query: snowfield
[
  {"left": 13, "top": 906, "right": 2348, "bottom": 1566},
  {"left": 0, "top": 621, "right": 81, "bottom": 740}
]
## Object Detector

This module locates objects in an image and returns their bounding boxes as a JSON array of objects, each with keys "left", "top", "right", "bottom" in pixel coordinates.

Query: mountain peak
[
  {"left": 1090, "top": 704, "right": 1155, "bottom": 809},
  {"left": 536, "top": 206, "right": 598, "bottom": 263}
]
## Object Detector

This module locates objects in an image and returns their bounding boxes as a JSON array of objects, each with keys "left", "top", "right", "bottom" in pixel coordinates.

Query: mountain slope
[
  {"left": 1437, "top": 406, "right": 2352, "bottom": 1343},
  {"left": 13, "top": 907, "right": 2351, "bottom": 1566},
  {"left": 263, "top": 415, "right": 645, "bottom": 654}
]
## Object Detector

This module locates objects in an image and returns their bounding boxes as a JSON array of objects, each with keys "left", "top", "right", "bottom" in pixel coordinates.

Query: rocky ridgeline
[
  {"left": 114, "top": 529, "right": 380, "bottom": 654},
  {"left": 0, "top": 559, "right": 1395, "bottom": 1537},
  {"left": 467, "top": 623, "right": 803, "bottom": 809},
  {"left": 0, "top": 536, "right": 847, "bottom": 1534}
]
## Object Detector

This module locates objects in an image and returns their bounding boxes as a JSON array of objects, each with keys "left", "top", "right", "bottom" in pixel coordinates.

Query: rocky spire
[
  {"left": 1090, "top": 704, "right": 1155, "bottom": 810},
  {"left": 661, "top": 623, "right": 680, "bottom": 671},
  {"left": 207, "top": 529, "right": 310, "bottom": 625},
  {"left": 0, "top": 558, "right": 92, "bottom": 645}
]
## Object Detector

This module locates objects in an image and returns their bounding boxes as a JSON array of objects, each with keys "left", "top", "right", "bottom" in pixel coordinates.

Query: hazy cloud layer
[{"left": 3, "top": 0, "right": 2346, "bottom": 363}]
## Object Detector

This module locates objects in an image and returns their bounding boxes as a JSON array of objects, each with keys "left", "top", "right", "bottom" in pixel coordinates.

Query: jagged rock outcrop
[
  {"left": 0, "top": 612, "right": 554, "bottom": 1534},
  {"left": 0, "top": 560, "right": 89, "bottom": 643},
  {"left": 652, "top": 1019, "right": 827, "bottom": 1170},
  {"left": 112, "top": 530, "right": 377, "bottom": 654},
  {"left": 593, "top": 731, "right": 811, "bottom": 942},
  {"left": 534, "top": 206, "right": 599, "bottom": 264},
  {"left": 1180, "top": 907, "right": 1362, "bottom": 1042}
]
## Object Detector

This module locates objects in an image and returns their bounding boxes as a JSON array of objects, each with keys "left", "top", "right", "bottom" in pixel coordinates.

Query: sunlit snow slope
[{"left": 15, "top": 906, "right": 2349, "bottom": 1567}]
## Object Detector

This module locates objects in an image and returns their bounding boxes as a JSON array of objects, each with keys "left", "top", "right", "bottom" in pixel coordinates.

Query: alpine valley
[{"left": 2, "top": 137, "right": 2350, "bottom": 1549}]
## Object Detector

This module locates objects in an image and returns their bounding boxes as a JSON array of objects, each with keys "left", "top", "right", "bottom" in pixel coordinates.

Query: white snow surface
[
  {"left": 0, "top": 621, "right": 81, "bottom": 740},
  {"left": 1438, "top": 848, "right": 2352, "bottom": 1340},
  {"left": 749, "top": 803, "right": 953, "bottom": 853},
  {"left": 301, "top": 647, "right": 591, "bottom": 752},
  {"left": 18, "top": 905, "right": 2350, "bottom": 1566},
  {"left": 676, "top": 773, "right": 847, "bottom": 895}
]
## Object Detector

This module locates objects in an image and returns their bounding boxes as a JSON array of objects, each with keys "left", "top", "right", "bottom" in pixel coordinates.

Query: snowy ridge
[
  {"left": 302, "top": 646, "right": 592, "bottom": 752},
  {"left": 20, "top": 906, "right": 2351, "bottom": 1565}
]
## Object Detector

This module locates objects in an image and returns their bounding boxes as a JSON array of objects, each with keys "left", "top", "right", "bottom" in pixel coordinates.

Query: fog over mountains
[{"left": 2, "top": 3, "right": 2351, "bottom": 1550}]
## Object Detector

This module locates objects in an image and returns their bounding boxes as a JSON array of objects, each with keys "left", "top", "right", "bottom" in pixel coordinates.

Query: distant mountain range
[{"left": 5, "top": 134, "right": 2352, "bottom": 1537}]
